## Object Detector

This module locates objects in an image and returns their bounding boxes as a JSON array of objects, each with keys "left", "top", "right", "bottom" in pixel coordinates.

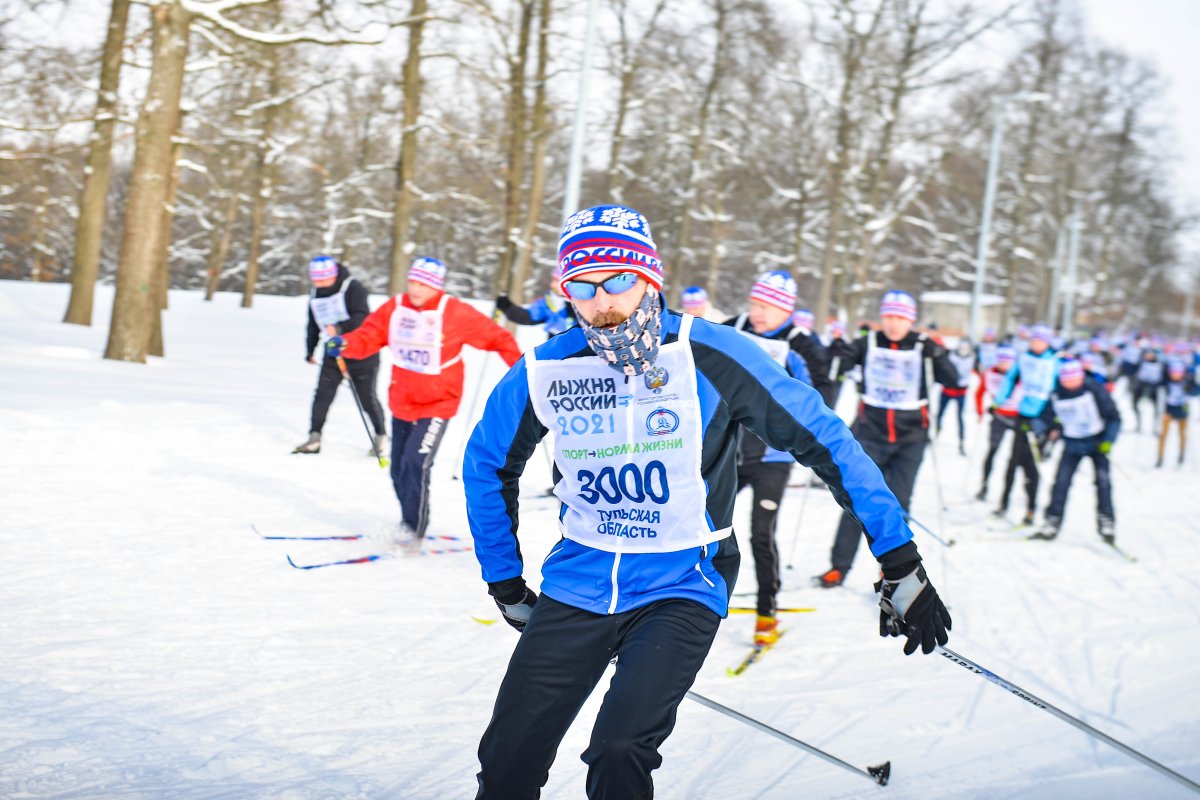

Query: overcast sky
[{"left": 1081, "top": 0, "right": 1200, "bottom": 261}]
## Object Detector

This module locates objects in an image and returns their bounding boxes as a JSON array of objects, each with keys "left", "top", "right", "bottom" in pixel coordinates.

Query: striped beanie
[
  {"left": 1058, "top": 359, "right": 1084, "bottom": 382},
  {"left": 1080, "top": 352, "right": 1105, "bottom": 375},
  {"left": 879, "top": 290, "right": 917, "bottom": 321},
  {"left": 995, "top": 346, "right": 1017, "bottom": 365},
  {"left": 749, "top": 271, "right": 797, "bottom": 312},
  {"left": 828, "top": 319, "right": 846, "bottom": 338},
  {"left": 408, "top": 257, "right": 446, "bottom": 291},
  {"left": 558, "top": 205, "right": 663, "bottom": 292},
  {"left": 1168, "top": 360, "right": 1187, "bottom": 378},
  {"left": 681, "top": 286, "right": 709, "bottom": 312},
  {"left": 792, "top": 308, "right": 815, "bottom": 331},
  {"left": 308, "top": 255, "right": 338, "bottom": 282},
  {"left": 1030, "top": 324, "right": 1054, "bottom": 343}
]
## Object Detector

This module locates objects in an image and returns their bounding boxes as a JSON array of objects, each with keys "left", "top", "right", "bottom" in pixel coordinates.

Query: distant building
[{"left": 919, "top": 291, "right": 1005, "bottom": 338}]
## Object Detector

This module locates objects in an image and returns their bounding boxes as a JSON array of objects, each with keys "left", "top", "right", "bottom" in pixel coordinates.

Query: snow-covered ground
[{"left": 2, "top": 279, "right": 1198, "bottom": 799}]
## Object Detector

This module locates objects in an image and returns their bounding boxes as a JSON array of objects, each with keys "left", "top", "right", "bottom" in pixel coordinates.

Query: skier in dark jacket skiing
[
  {"left": 814, "top": 291, "right": 958, "bottom": 588},
  {"left": 294, "top": 255, "right": 387, "bottom": 455},
  {"left": 1031, "top": 359, "right": 1122, "bottom": 542},
  {"left": 722, "top": 270, "right": 832, "bottom": 646},
  {"left": 463, "top": 205, "right": 950, "bottom": 800}
]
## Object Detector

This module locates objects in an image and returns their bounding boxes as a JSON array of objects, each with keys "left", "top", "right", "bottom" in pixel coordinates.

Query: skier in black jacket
[
  {"left": 294, "top": 255, "right": 387, "bottom": 455},
  {"left": 815, "top": 291, "right": 958, "bottom": 587}
]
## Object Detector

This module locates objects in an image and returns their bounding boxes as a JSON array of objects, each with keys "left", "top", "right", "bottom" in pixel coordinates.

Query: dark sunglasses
[{"left": 563, "top": 272, "right": 640, "bottom": 301}]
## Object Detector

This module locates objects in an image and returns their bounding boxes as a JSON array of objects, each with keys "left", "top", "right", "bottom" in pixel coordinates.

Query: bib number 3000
[{"left": 577, "top": 460, "right": 669, "bottom": 505}]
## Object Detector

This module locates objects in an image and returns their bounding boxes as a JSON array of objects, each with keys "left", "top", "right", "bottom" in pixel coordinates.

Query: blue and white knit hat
[
  {"left": 995, "top": 346, "right": 1017, "bottom": 365},
  {"left": 792, "top": 308, "right": 815, "bottom": 331},
  {"left": 1030, "top": 324, "right": 1054, "bottom": 344},
  {"left": 749, "top": 271, "right": 797, "bottom": 312},
  {"left": 879, "top": 290, "right": 917, "bottom": 321},
  {"left": 1058, "top": 359, "right": 1084, "bottom": 382},
  {"left": 558, "top": 205, "right": 663, "bottom": 293},
  {"left": 681, "top": 286, "right": 709, "bottom": 311},
  {"left": 408, "top": 257, "right": 446, "bottom": 291},
  {"left": 308, "top": 255, "right": 338, "bottom": 282}
]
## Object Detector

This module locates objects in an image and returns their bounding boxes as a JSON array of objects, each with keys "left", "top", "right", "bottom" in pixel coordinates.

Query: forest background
[{"left": 1, "top": 0, "right": 1197, "bottom": 362}]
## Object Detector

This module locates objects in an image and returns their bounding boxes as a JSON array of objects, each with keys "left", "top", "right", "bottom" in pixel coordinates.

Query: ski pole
[
  {"left": 685, "top": 690, "right": 890, "bottom": 786},
  {"left": 937, "top": 646, "right": 1200, "bottom": 795},
  {"left": 784, "top": 467, "right": 813, "bottom": 570},
  {"left": 925, "top": 356, "right": 949, "bottom": 516},
  {"left": 903, "top": 512, "right": 955, "bottom": 548},
  {"left": 336, "top": 356, "right": 389, "bottom": 469},
  {"left": 452, "top": 354, "right": 493, "bottom": 480}
]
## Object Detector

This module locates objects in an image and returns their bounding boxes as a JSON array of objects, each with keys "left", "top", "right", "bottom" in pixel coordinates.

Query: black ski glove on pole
[
  {"left": 876, "top": 564, "right": 951, "bottom": 655},
  {"left": 488, "top": 576, "right": 538, "bottom": 633}
]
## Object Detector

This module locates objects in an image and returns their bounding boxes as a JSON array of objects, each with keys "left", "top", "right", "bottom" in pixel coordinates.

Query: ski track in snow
[{"left": 2, "top": 280, "right": 1199, "bottom": 799}]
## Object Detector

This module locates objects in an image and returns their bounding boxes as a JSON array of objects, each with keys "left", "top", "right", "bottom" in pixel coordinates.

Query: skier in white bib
[
  {"left": 814, "top": 291, "right": 958, "bottom": 588},
  {"left": 294, "top": 255, "right": 387, "bottom": 455},
  {"left": 464, "top": 205, "right": 950, "bottom": 800}
]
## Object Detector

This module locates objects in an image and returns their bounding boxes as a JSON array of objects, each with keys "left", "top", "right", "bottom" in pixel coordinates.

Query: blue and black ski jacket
[{"left": 463, "top": 311, "right": 921, "bottom": 618}]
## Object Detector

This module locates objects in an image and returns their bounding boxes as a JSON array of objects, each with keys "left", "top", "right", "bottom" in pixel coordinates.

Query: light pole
[
  {"left": 561, "top": 0, "right": 599, "bottom": 222},
  {"left": 968, "top": 93, "right": 1049, "bottom": 342}
]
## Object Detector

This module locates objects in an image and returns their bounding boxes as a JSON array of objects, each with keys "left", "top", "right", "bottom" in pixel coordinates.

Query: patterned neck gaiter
[{"left": 579, "top": 289, "right": 663, "bottom": 376}]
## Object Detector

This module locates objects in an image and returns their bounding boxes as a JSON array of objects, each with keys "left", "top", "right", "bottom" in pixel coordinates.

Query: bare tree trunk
[
  {"left": 508, "top": 0, "right": 551, "bottom": 303},
  {"left": 387, "top": 0, "right": 428, "bottom": 295},
  {"left": 812, "top": 0, "right": 887, "bottom": 327},
  {"left": 204, "top": 166, "right": 244, "bottom": 301},
  {"left": 603, "top": 0, "right": 668, "bottom": 201},
  {"left": 496, "top": 0, "right": 534, "bottom": 295},
  {"left": 1000, "top": 10, "right": 1058, "bottom": 332},
  {"left": 104, "top": 0, "right": 190, "bottom": 363},
  {"left": 64, "top": 0, "right": 131, "bottom": 326},
  {"left": 1094, "top": 107, "right": 1134, "bottom": 307},
  {"left": 668, "top": 0, "right": 728, "bottom": 291},
  {"left": 241, "top": 61, "right": 281, "bottom": 309},
  {"left": 148, "top": 138, "right": 183, "bottom": 357}
]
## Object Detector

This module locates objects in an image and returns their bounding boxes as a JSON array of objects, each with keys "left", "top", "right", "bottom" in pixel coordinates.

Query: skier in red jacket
[{"left": 327, "top": 257, "right": 521, "bottom": 546}]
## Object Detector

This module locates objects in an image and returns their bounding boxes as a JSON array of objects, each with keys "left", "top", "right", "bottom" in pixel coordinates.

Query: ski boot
[
  {"left": 1020, "top": 510, "right": 1035, "bottom": 527},
  {"left": 293, "top": 432, "right": 321, "bottom": 454},
  {"left": 975, "top": 486, "right": 988, "bottom": 502},
  {"left": 1029, "top": 516, "right": 1060, "bottom": 541},
  {"left": 812, "top": 568, "right": 845, "bottom": 589},
  {"left": 1098, "top": 515, "right": 1115, "bottom": 546},
  {"left": 958, "top": 441, "right": 966, "bottom": 456},
  {"left": 990, "top": 505, "right": 1008, "bottom": 520},
  {"left": 393, "top": 523, "right": 422, "bottom": 556},
  {"left": 754, "top": 615, "right": 780, "bottom": 647},
  {"left": 369, "top": 433, "right": 388, "bottom": 458},
  {"left": 1155, "top": 456, "right": 1163, "bottom": 468}
]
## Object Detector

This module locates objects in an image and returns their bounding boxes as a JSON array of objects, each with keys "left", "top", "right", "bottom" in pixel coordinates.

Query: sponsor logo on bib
[
  {"left": 645, "top": 408, "right": 679, "bottom": 436},
  {"left": 644, "top": 366, "right": 669, "bottom": 392}
]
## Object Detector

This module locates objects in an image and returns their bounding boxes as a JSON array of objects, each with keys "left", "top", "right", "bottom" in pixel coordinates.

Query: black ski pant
[
  {"left": 390, "top": 416, "right": 447, "bottom": 538},
  {"left": 735, "top": 460, "right": 791, "bottom": 616},
  {"left": 1000, "top": 424, "right": 1039, "bottom": 514},
  {"left": 476, "top": 595, "right": 721, "bottom": 800},
  {"left": 309, "top": 354, "right": 386, "bottom": 436},
  {"left": 1046, "top": 446, "right": 1114, "bottom": 522},
  {"left": 980, "top": 414, "right": 1014, "bottom": 491},
  {"left": 830, "top": 435, "right": 925, "bottom": 575},
  {"left": 1131, "top": 381, "right": 1161, "bottom": 431},
  {"left": 936, "top": 391, "right": 966, "bottom": 445}
]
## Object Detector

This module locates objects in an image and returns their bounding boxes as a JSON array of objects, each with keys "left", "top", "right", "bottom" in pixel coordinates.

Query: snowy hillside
[{"left": 2, "top": 279, "right": 1198, "bottom": 799}]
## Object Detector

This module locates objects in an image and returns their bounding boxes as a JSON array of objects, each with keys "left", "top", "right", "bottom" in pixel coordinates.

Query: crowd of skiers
[{"left": 286, "top": 203, "right": 1197, "bottom": 800}]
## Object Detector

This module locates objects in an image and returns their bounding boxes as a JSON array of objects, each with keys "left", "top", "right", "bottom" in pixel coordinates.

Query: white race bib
[
  {"left": 978, "top": 342, "right": 998, "bottom": 370},
  {"left": 527, "top": 315, "right": 720, "bottom": 554},
  {"left": 1018, "top": 353, "right": 1057, "bottom": 403},
  {"left": 309, "top": 277, "right": 353, "bottom": 328},
  {"left": 986, "top": 370, "right": 1022, "bottom": 413},
  {"left": 388, "top": 294, "right": 456, "bottom": 375},
  {"left": 1136, "top": 361, "right": 1164, "bottom": 384},
  {"left": 1052, "top": 392, "right": 1104, "bottom": 439},
  {"left": 863, "top": 337, "right": 924, "bottom": 410}
]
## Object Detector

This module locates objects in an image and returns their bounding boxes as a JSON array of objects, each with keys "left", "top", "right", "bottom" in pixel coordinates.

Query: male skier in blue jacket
[{"left": 463, "top": 204, "right": 951, "bottom": 800}]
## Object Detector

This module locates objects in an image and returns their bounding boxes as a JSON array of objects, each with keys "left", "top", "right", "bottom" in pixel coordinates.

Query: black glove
[
  {"left": 495, "top": 295, "right": 514, "bottom": 313},
  {"left": 489, "top": 576, "right": 538, "bottom": 633},
  {"left": 876, "top": 564, "right": 951, "bottom": 655}
]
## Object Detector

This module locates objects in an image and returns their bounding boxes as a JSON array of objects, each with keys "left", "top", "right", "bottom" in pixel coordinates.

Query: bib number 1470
[{"left": 577, "top": 460, "right": 669, "bottom": 505}]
